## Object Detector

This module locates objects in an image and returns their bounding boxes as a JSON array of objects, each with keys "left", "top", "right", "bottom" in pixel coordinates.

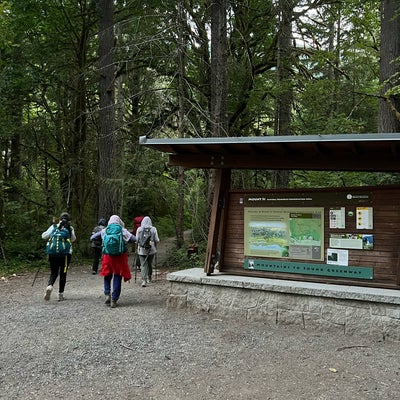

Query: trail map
[{"left": 244, "top": 207, "right": 324, "bottom": 261}]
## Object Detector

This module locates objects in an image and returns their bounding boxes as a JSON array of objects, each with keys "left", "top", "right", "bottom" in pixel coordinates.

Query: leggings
[
  {"left": 139, "top": 254, "right": 154, "bottom": 281},
  {"left": 48, "top": 254, "right": 71, "bottom": 293}
]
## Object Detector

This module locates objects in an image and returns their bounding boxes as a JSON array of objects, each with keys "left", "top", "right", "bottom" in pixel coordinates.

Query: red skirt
[{"left": 100, "top": 253, "right": 131, "bottom": 282}]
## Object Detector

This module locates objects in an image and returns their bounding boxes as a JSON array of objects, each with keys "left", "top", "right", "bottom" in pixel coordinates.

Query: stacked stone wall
[{"left": 167, "top": 269, "right": 400, "bottom": 341}]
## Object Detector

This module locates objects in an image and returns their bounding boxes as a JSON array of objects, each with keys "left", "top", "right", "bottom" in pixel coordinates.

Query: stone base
[{"left": 167, "top": 268, "right": 400, "bottom": 341}]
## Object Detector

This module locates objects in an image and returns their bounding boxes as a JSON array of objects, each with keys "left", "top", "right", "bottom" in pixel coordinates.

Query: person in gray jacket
[{"left": 136, "top": 216, "right": 160, "bottom": 287}]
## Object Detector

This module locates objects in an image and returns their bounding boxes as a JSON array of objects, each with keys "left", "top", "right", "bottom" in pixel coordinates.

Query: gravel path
[{"left": 1, "top": 262, "right": 400, "bottom": 400}]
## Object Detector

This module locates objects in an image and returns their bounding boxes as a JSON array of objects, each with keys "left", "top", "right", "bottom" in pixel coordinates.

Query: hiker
[
  {"left": 41, "top": 212, "right": 76, "bottom": 302},
  {"left": 90, "top": 215, "right": 136, "bottom": 308},
  {"left": 132, "top": 215, "right": 144, "bottom": 271},
  {"left": 136, "top": 216, "right": 160, "bottom": 287},
  {"left": 90, "top": 218, "right": 107, "bottom": 275},
  {"left": 132, "top": 215, "right": 144, "bottom": 235}
]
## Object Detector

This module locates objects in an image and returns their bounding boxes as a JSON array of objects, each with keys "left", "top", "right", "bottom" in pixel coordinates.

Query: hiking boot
[
  {"left": 111, "top": 300, "right": 118, "bottom": 308},
  {"left": 58, "top": 293, "right": 64, "bottom": 301},
  {"left": 105, "top": 295, "right": 111, "bottom": 305},
  {"left": 44, "top": 285, "right": 53, "bottom": 301}
]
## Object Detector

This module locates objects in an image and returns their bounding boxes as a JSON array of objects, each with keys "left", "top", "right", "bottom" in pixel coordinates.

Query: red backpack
[{"left": 132, "top": 216, "right": 144, "bottom": 235}]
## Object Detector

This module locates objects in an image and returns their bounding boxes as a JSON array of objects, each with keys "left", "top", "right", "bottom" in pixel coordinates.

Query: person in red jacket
[{"left": 90, "top": 215, "right": 136, "bottom": 308}]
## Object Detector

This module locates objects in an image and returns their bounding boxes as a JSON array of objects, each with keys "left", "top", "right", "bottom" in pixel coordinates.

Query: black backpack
[{"left": 91, "top": 225, "right": 103, "bottom": 247}]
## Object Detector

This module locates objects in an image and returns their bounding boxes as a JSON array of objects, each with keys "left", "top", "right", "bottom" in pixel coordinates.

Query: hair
[
  {"left": 59, "top": 212, "right": 71, "bottom": 221},
  {"left": 58, "top": 218, "right": 72, "bottom": 235}
]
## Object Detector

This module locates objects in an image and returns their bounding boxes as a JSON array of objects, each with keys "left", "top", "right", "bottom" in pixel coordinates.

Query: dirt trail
[{"left": 1, "top": 236, "right": 400, "bottom": 399}]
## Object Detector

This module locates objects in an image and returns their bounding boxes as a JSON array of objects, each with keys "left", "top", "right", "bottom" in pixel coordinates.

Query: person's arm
[
  {"left": 41, "top": 225, "right": 55, "bottom": 239},
  {"left": 153, "top": 228, "right": 160, "bottom": 243},
  {"left": 70, "top": 226, "right": 77, "bottom": 242},
  {"left": 122, "top": 228, "right": 136, "bottom": 243},
  {"left": 90, "top": 230, "right": 102, "bottom": 241}
]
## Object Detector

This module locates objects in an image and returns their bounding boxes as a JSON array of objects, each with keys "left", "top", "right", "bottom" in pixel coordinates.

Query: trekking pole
[
  {"left": 134, "top": 254, "right": 137, "bottom": 283},
  {"left": 155, "top": 252, "right": 158, "bottom": 281},
  {"left": 134, "top": 244, "right": 138, "bottom": 283},
  {"left": 32, "top": 264, "right": 42, "bottom": 287}
]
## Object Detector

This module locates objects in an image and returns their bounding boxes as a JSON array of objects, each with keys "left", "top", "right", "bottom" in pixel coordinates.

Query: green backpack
[
  {"left": 46, "top": 226, "right": 71, "bottom": 257},
  {"left": 102, "top": 224, "right": 126, "bottom": 255}
]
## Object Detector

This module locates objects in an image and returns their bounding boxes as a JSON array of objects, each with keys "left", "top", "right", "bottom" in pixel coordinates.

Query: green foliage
[
  {"left": 290, "top": 171, "right": 400, "bottom": 188},
  {"left": 164, "top": 241, "right": 206, "bottom": 271},
  {"left": 0, "top": 258, "right": 44, "bottom": 277},
  {"left": 153, "top": 215, "right": 176, "bottom": 239},
  {"left": 0, "top": 0, "right": 396, "bottom": 267},
  {"left": 2, "top": 201, "right": 45, "bottom": 262}
]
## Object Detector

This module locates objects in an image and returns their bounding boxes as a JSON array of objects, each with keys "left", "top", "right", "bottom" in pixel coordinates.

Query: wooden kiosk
[{"left": 140, "top": 133, "right": 400, "bottom": 338}]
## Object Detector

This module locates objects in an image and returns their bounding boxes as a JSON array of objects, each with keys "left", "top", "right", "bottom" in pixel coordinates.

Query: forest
[{"left": 0, "top": 0, "right": 399, "bottom": 271}]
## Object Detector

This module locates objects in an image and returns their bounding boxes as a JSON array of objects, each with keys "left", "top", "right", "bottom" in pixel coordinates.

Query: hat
[{"left": 60, "top": 212, "right": 71, "bottom": 221}]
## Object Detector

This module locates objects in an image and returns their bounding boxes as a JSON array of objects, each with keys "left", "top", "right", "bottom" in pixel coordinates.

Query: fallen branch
[
  {"left": 120, "top": 343, "right": 135, "bottom": 351},
  {"left": 336, "top": 345, "right": 370, "bottom": 352}
]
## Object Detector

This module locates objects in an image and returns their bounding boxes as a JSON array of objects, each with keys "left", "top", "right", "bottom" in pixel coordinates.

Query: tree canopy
[{"left": 0, "top": 0, "right": 399, "bottom": 265}]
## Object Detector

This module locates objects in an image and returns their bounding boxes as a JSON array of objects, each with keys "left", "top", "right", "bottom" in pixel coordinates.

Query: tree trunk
[
  {"left": 210, "top": 0, "right": 228, "bottom": 138},
  {"left": 272, "top": 0, "right": 294, "bottom": 188},
  {"left": 378, "top": 0, "right": 400, "bottom": 133},
  {"left": 98, "top": 0, "right": 120, "bottom": 219},
  {"left": 176, "top": 0, "right": 186, "bottom": 248},
  {"left": 207, "top": 0, "right": 228, "bottom": 228}
]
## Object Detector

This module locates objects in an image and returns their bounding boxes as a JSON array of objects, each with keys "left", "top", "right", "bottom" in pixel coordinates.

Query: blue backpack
[
  {"left": 46, "top": 226, "right": 71, "bottom": 257},
  {"left": 102, "top": 224, "right": 126, "bottom": 255}
]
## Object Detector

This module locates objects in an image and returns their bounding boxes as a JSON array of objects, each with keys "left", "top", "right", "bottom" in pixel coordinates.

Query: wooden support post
[{"left": 204, "top": 169, "right": 231, "bottom": 275}]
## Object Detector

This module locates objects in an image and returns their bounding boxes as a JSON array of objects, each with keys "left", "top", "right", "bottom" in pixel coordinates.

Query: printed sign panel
[{"left": 244, "top": 207, "right": 324, "bottom": 261}]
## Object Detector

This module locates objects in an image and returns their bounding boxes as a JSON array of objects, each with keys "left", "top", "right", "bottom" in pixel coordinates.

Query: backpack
[
  {"left": 132, "top": 215, "right": 144, "bottom": 235},
  {"left": 138, "top": 226, "right": 152, "bottom": 251},
  {"left": 46, "top": 226, "right": 71, "bottom": 257},
  {"left": 91, "top": 225, "right": 103, "bottom": 247},
  {"left": 102, "top": 224, "right": 126, "bottom": 255}
]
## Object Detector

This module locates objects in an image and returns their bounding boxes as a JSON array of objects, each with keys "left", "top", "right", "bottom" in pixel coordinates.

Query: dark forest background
[{"left": 0, "top": 0, "right": 399, "bottom": 271}]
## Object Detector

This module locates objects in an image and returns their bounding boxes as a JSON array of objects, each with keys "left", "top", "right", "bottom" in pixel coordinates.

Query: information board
[{"left": 244, "top": 207, "right": 324, "bottom": 261}]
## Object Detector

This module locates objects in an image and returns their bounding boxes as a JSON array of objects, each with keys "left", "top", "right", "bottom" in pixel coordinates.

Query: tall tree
[
  {"left": 98, "top": 0, "right": 121, "bottom": 218},
  {"left": 207, "top": 0, "right": 228, "bottom": 223},
  {"left": 176, "top": 0, "right": 187, "bottom": 247},
  {"left": 379, "top": 0, "right": 400, "bottom": 133},
  {"left": 210, "top": 0, "right": 228, "bottom": 137},
  {"left": 272, "top": 0, "right": 294, "bottom": 188}
]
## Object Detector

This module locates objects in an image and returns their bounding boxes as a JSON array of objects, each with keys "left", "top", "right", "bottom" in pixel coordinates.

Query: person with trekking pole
[
  {"left": 41, "top": 212, "right": 76, "bottom": 302},
  {"left": 136, "top": 216, "right": 159, "bottom": 287}
]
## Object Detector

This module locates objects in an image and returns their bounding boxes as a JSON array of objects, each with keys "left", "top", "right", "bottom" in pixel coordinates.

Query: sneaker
[
  {"left": 58, "top": 293, "right": 64, "bottom": 301},
  {"left": 141, "top": 281, "right": 146, "bottom": 287},
  {"left": 92, "top": 270, "right": 97, "bottom": 275},
  {"left": 111, "top": 300, "right": 118, "bottom": 308},
  {"left": 105, "top": 295, "right": 111, "bottom": 305},
  {"left": 44, "top": 285, "right": 53, "bottom": 301}
]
